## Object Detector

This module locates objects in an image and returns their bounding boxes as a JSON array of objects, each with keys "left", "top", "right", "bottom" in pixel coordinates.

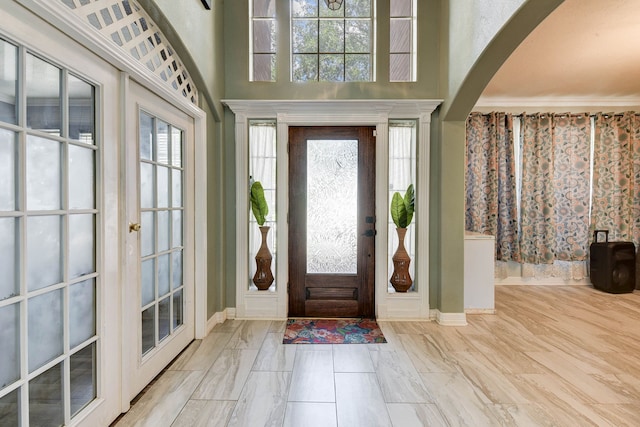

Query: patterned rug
[{"left": 283, "top": 318, "right": 387, "bottom": 344}]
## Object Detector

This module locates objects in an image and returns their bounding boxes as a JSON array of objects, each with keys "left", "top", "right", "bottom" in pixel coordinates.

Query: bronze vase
[
  {"left": 253, "top": 226, "right": 274, "bottom": 290},
  {"left": 390, "top": 227, "right": 412, "bottom": 292}
]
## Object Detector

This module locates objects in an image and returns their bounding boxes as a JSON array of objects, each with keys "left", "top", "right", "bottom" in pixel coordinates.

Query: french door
[
  {"left": 288, "top": 126, "right": 376, "bottom": 318},
  {"left": 123, "top": 81, "right": 195, "bottom": 401}
]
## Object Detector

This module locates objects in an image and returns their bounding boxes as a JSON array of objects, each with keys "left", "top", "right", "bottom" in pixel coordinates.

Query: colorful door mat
[{"left": 283, "top": 318, "right": 387, "bottom": 344}]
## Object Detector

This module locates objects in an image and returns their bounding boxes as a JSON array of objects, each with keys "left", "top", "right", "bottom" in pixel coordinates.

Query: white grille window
[
  {"left": 251, "top": 0, "right": 277, "bottom": 81},
  {"left": 390, "top": 0, "right": 416, "bottom": 82},
  {"left": 60, "top": 0, "right": 198, "bottom": 104}
]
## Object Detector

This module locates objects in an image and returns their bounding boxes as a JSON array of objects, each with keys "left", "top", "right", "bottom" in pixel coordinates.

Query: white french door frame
[
  {"left": 13, "top": 0, "right": 208, "bottom": 417},
  {"left": 225, "top": 99, "right": 441, "bottom": 321}
]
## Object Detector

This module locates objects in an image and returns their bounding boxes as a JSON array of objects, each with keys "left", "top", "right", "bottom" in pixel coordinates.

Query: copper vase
[
  {"left": 253, "top": 226, "right": 274, "bottom": 290},
  {"left": 390, "top": 227, "right": 412, "bottom": 292}
]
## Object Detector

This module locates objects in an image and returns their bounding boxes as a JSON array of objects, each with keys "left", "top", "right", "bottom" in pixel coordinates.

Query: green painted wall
[{"left": 144, "top": 0, "right": 565, "bottom": 318}]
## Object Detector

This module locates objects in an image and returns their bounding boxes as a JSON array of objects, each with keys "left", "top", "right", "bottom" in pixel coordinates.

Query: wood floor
[{"left": 112, "top": 285, "right": 640, "bottom": 426}]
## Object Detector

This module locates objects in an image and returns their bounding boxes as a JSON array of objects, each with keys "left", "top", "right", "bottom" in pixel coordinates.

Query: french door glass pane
[
  {"left": 70, "top": 343, "right": 96, "bottom": 416},
  {"left": 27, "top": 215, "right": 62, "bottom": 292},
  {"left": 0, "top": 389, "right": 19, "bottom": 426},
  {"left": 307, "top": 139, "right": 358, "bottom": 273},
  {"left": 0, "top": 218, "right": 17, "bottom": 300},
  {"left": 68, "top": 74, "right": 95, "bottom": 143},
  {"left": 0, "top": 39, "right": 18, "bottom": 125},
  {"left": 173, "top": 290, "right": 183, "bottom": 329},
  {"left": 26, "top": 135, "right": 61, "bottom": 211},
  {"left": 69, "top": 279, "right": 96, "bottom": 349},
  {"left": 139, "top": 110, "right": 184, "bottom": 355},
  {"left": 0, "top": 303, "right": 19, "bottom": 388},
  {"left": 0, "top": 129, "right": 16, "bottom": 210},
  {"left": 29, "top": 363, "right": 63, "bottom": 426},
  {"left": 28, "top": 289, "right": 63, "bottom": 372},
  {"left": 68, "top": 214, "right": 95, "bottom": 279},
  {"left": 26, "top": 54, "right": 61, "bottom": 134},
  {"left": 68, "top": 144, "right": 95, "bottom": 209}
]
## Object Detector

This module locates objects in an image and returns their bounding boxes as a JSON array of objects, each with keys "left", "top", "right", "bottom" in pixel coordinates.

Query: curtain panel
[
  {"left": 591, "top": 112, "right": 640, "bottom": 249},
  {"left": 465, "top": 112, "right": 520, "bottom": 261},
  {"left": 519, "top": 113, "right": 591, "bottom": 264}
]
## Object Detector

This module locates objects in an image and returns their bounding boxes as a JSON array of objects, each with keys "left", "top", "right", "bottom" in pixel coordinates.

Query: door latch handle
[
  {"left": 362, "top": 229, "right": 376, "bottom": 237},
  {"left": 129, "top": 222, "right": 141, "bottom": 233}
]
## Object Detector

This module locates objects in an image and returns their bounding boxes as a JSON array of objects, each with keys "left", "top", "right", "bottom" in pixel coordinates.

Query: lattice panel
[{"left": 60, "top": 0, "right": 198, "bottom": 104}]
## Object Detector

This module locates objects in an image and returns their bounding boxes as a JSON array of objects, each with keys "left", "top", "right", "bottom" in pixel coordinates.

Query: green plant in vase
[
  {"left": 250, "top": 181, "right": 274, "bottom": 290},
  {"left": 390, "top": 184, "right": 414, "bottom": 292}
]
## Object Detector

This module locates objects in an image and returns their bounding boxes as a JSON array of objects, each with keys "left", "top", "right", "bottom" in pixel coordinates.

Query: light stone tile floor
[{"left": 113, "top": 285, "right": 640, "bottom": 426}]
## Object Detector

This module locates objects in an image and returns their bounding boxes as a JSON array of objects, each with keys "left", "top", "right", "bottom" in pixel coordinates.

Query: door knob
[{"left": 129, "top": 222, "right": 141, "bottom": 233}]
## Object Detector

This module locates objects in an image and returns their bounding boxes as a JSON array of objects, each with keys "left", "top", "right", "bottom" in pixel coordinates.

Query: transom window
[{"left": 291, "top": 0, "right": 374, "bottom": 82}]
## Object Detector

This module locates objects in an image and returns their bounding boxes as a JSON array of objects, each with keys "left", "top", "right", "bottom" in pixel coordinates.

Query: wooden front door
[{"left": 288, "top": 126, "right": 376, "bottom": 317}]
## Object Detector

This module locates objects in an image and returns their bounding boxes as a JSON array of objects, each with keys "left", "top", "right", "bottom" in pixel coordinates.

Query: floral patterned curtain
[
  {"left": 519, "top": 114, "right": 591, "bottom": 269},
  {"left": 591, "top": 112, "right": 640, "bottom": 248},
  {"left": 465, "top": 112, "right": 520, "bottom": 261}
]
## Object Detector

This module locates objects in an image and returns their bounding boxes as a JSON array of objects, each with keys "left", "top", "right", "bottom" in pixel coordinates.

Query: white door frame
[
  {"left": 224, "top": 99, "right": 441, "bottom": 321},
  {"left": 14, "top": 0, "right": 208, "bottom": 416}
]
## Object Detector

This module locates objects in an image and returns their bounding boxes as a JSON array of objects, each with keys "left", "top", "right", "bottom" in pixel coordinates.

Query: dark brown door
[{"left": 288, "top": 126, "right": 376, "bottom": 317}]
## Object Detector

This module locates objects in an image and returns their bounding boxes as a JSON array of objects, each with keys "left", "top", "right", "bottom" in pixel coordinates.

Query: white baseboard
[
  {"left": 433, "top": 310, "right": 468, "bottom": 326},
  {"left": 495, "top": 277, "right": 591, "bottom": 286},
  {"left": 206, "top": 307, "right": 236, "bottom": 335}
]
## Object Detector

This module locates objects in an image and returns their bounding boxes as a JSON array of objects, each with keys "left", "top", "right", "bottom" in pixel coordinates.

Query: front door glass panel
[{"left": 306, "top": 139, "right": 359, "bottom": 273}]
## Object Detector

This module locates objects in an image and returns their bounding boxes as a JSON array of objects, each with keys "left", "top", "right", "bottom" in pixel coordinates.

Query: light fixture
[{"left": 324, "top": 0, "right": 343, "bottom": 11}]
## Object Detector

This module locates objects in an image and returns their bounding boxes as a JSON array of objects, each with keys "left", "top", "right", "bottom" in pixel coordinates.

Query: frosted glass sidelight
[
  {"left": 28, "top": 289, "right": 63, "bottom": 372},
  {"left": 26, "top": 135, "right": 61, "bottom": 211},
  {"left": 68, "top": 74, "right": 95, "bottom": 143},
  {"left": 156, "top": 119, "right": 169, "bottom": 165},
  {"left": 69, "top": 279, "right": 96, "bottom": 349},
  {"left": 158, "top": 297, "right": 170, "bottom": 341},
  {"left": 26, "top": 54, "right": 61, "bottom": 133},
  {"left": 0, "top": 129, "right": 16, "bottom": 210},
  {"left": 307, "top": 140, "right": 358, "bottom": 273},
  {"left": 157, "top": 166, "right": 169, "bottom": 208},
  {"left": 141, "top": 259, "right": 155, "bottom": 307},
  {"left": 0, "top": 303, "right": 19, "bottom": 388},
  {"left": 27, "top": 215, "right": 62, "bottom": 291},
  {"left": 172, "top": 250, "right": 183, "bottom": 289},
  {"left": 68, "top": 214, "right": 95, "bottom": 279},
  {"left": 140, "top": 162, "right": 154, "bottom": 208},
  {"left": 171, "top": 127, "right": 182, "bottom": 167},
  {"left": 158, "top": 254, "right": 170, "bottom": 297},
  {"left": 0, "top": 218, "right": 17, "bottom": 301},
  {"left": 0, "top": 40, "right": 18, "bottom": 125},
  {"left": 172, "top": 169, "right": 182, "bottom": 208},
  {"left": 68, "top": 144, "right": 95, "bottom": 209},
  {"left": 141, "top": 306, "right": 155, "bottom": 355},
  {"left": 173, "top": 289, "right": 183, "bottom": 329},
  {"left": 29, "top": 363, "right": 63, "bottom": 426},
  {"left": 158, "top": 210, "right": 169, "bottom": 251},
  {"left": 172, "top": 210, "right": 182, "bottom": 247},
  {"left": 140, "top": 112, "right": 153, "bottom": 160},
  {"left": 0, "top": 389, "right": 18, "bottom": 426},
  {"left": 70, "top": 343, "right": 96, "bottom": 416},
  {"left": 141, "top": 211, "right": 155, "bottom": 257}
]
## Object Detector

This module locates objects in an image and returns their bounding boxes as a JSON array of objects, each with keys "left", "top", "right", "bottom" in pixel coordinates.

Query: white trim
[
  {"left": 225, "top": 99, "right": 442, "bottom": 321},
  {"left": 206, "top": 309, "right": 231, "bottom": 334},
  {"left": 474, "top": 96, "right": 640, "bottom": 110},
  {"left": 495, "top": 278, "right": 591, "bottom": 286},
  {"left": 433, "top": 310, "right": 468, "bottom": 326}
]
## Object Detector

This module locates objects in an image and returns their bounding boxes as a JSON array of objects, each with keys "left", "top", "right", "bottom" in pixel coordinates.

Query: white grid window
[
  {"left": 390, "top": 0, "right": 417, "bottom": 82},
  {"left": 251, "top": 0, "right": 277, "bottom": 81}
]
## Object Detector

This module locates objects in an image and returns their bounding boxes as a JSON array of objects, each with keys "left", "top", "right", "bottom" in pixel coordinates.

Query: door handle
[
  {"left": 362, "top": 229, "right": 376, "bottom": 237},
  {"left": 129, "top": 222, "right": 141, "bottom": 233}
]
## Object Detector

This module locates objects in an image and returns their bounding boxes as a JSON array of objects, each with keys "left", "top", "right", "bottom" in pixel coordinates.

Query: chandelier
[{"left": 324, "top": 0, "right": 344, "bottom": 11}]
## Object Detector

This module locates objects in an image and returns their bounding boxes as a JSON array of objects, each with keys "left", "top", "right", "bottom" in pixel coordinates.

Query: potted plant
[
  {"left": 390, "top": 184, "right": 414, "bottom": 292},
  {"left": 250, "top": 181, "right": 274, "bottom": 290}
]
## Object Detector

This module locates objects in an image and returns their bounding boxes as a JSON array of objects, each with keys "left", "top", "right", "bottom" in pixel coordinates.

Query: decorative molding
[
  {"left": 474, "top": 96, "right": 640, "bottom": 110},
  {"left": 225, "top": 99, "right": 442, "bottom": 321},
  {"left": 434, "top": 310, "right": 468, "bottom": 326}
]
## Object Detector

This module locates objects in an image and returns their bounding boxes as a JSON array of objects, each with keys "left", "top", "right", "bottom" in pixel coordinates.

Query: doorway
[{"left": 288, "top": 126, "right": 376, "bottom": 317}]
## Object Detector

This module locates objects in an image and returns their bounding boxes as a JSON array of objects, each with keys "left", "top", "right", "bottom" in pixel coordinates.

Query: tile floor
[{"left": 113, "top": 285, "right": 640, "bottom": 426}]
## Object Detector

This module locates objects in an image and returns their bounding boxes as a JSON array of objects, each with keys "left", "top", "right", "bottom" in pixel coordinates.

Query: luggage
[{"left": 589, "top": 230, "right": 636, "bottom": 294}]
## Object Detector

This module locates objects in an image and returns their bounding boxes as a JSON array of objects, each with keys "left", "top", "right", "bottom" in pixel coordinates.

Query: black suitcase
[{"left": 589, "top": 230, "right": 636, "bottom": 294}]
